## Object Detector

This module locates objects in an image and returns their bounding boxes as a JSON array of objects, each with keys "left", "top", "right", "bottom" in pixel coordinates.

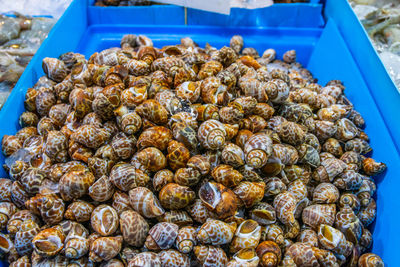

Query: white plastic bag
[
  {"left": 0, "top": 0, "right": 73, "bottom": 18},
  {"left": 155, "top": 0, "right": 273, "bottom": 14}
]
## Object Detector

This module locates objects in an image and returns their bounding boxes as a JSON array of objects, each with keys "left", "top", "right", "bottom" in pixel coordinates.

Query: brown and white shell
[{"left": 120, "top": 210, "right": 149, "bottom": 247}]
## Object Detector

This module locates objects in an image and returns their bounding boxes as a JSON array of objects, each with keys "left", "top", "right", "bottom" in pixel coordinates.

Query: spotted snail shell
[
  {"left": 129, "top": 187, "right": 165, "bottom": 218},
  {"left": 176, "top": 226, "right": 197, "bottom": 254},
  {"left": 197, "top": 219, "right": 236, "bottom": 246},
  {"left": 145, "top": 222, "right": 179, "bottom": 251},
  {"left": 120, "top": 210, "right": 149, "bottom": 247},
  {"left": 244, "top": 133, "right": 273, "bottom": 169},
  {"left": 194, "top": 245, "right": 228, "bottom": 267}
]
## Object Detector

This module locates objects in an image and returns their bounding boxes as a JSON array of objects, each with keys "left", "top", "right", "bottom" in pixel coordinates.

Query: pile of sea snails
[{"left": 0, "top": 34, "right": 386, "bottom": 267}]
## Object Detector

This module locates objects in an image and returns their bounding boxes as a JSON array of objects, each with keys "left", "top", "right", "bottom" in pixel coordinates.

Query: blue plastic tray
[
  {"left": 88, "top": 0, "right": 324, "bottom": 27},
  {"left": 1, "top": 0, "right": 399, "bottom": 265}
]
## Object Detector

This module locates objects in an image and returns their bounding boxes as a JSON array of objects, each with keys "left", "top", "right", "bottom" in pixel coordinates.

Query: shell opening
[{"left": 199, "top": 182, "right": 221, "bottom": 209}]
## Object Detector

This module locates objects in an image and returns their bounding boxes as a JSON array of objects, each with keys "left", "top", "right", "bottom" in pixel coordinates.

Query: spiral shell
[
  {"left": 176, "top": 81, "right": 201, "bottom": 103},
  {"left": 89, "top": 236, "right": 123, "bottom": 262},
  {"left": 129, "top": 187, "right": 165, "bottom": 218},
  {"left": 233, "top": 181, "right": 265, "bottom": 208},
  {"left": 229, "top": 220, "right": 261, "bottom": 253},
  {"left": 90, "top": 205, "right": 119, "bottom": 236},
  {"left": 239, "top": 77, "right": 268, "bottom": 103},
  {"left": 302, "top": 204, "right": 336, "bottom": 229},
  {"left": 145, "top": 222, "right": 179, "bottom": 251},
  {"left": 0, "top": 203, "right": 15, "bottom": 231},
  {"left": 193, "top": 104, "right": 220, "bottom": 122},
  {"left": 222, "top": 143, "right": 245, "bottom": 167},
  {"left": 110, "top": 133, "right": 135, "bottom": 160},
  {"left": 199, "top": 182, "right": 237, "bottom": 219},
  {"left": 120, "top": 210, "right": 149, "bottom": 247},
  {"left": 13, "top": 219, "right": 40, "bottom": 256},
  {"left": 194, "top": 245, "right": 228, "bottom": 267},
  {"left": 59, "top": 169, "right": 95, "bottom": 201},
  {"left": 158, "top": 210, "right": 193, "bottom": 226},
  {"left": 112, "top": 191, "right": 131, "bottom": 215},
  {"left": 285, "top": 242, "right": 319, "bottom": 267},
  {"left": 243, "top": 133, "right": 273, "bottom": 169},
  {"left": 273, "top": 192, "right": 296, "bottom": 226},
  {"left": 136, "top": 99, "right": 168, "bottom": 125},
  {"left": 131, "top": 147, "right": 167, "bottom": 173},
  {"left": 256, "top": 241, "right": 281, "bottom": 267},
  {"left": 189, "top": 199, "right": 214, "bottom": 224},
  {"left": 176, "top": 226, "right": 197, "bottom": 254},
  {"left": 297, "top": 229, "right": 318, "bottom": 248},
  {"left": 114, "top": 106, "right": 142, "bottom": 135},
  {"left": 312, "top": 183, "right": 339, "bottom": 204},
  {"left": 153, "top": 169, "right": 174, "bottom": 191},
  {"left": 313, "top": 157, "right": 347, "bottom": 183},
  {"left": 137, "top": 126, "right": 172, "bottom": 151},
  {"left": 211, "top": 164, "right": 243, "bottom": 188},
  {"left": 159, "top": 183, "right": 195, "bottom": 209},
  {"left": 110, "top": 163, "right": 150, "bottom": 191},
  {"left": 174, "top": 167, "right": 201, "bottom": 187},
  {"left": 71, "top": 124, "right": 110, "bottom": 149},
  {"left": 32, "top": 226, "right": 66, "bottom": 257},
  {"left": 358, "top": 198, "right": 377, "bottom": 227},
  {"left": 249, "top": 202, "right": 276, "bottom": 226},
  {"left": 227, "top": 248, "right": 260, "bottom": 267},
  {"left": 26, "top": 193, "right": 65, "bottom": 225},
  {"left": 362, "top": 157, "right": 386, "bottom": 176},
  {"left": 198, "top": 119, "right": 227, "bottom": 150},
  {"left": 276, "top": 121, "right": 305, "bottom": 146},
  {"left": 65, "top": 200, "right": 94, "bottom": 222},
  {"left": 166, "top": 141, "right": 190, "bottom": 171},
  {"left": 197, "top": 219, "right": 236, "bottom": 245},
  {"left": 317, "top": 224, "right": 353, "bottom": 257},
  {"left": 128, "top": 252, "right": 161, "bottom": 267},
  {"left": 88, "top": 175, "right": 114, "bottom": 201},
  {"left": 158, "top": 249, "right": 190, "bottom": 267},
  {"left": 2, "top": 135, "right": 22, "bottom": 156},
  {"left": 64, "top": 223, "right": 89, "bottom": 259},
  {"left": 263, "top": 177, "right": 287, "bottom": 198},
  {"left": 9, "top": 255, "right": 31, "bottom": 267}
]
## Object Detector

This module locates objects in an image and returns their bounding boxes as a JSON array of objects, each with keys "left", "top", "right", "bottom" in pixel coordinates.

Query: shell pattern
[{"left": 0, "top": 34, "right": 385, "bottom": 266}]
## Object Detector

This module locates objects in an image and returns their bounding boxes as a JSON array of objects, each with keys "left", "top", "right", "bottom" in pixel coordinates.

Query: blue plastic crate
[{"left": 1, "top": 0, "right": 399, "bottom": 265}]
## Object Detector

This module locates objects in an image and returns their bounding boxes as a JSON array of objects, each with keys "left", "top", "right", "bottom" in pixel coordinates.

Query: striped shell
[
  {"left": 129, "top": 187, "right": 165, "bottom": 218},
  {"left": 176, "top": 226, "right": 197, "bottom": 254},
  {"left": 194, "top": 245, "right": 228, "bottom": 267},
  {"left": 158, "top": 249, "right": 190, "bottom": 267},
  {"left": 273, "top": 192, "right": 297, "bottom": 226},
  {"left": 197, "top": 219, "right": 236, "bottom": 245},
  {"left": 212, "top": 164, "right": 244, "bottom": 188},
  {"left": 222, "top": 143, "right": 245, "bottom": 167},
  {"left": 145, "top": 222, "right": 179, "bottom": 251},
  {"left": 110, "top": 163, "right": 150, "bottom": 191},
  {"left": 199, "top": 182, "right": 238, "bottom": 219},
  {"left": 65, "top": 200, "right": 94, "bottom": 222},
  {"left": 128, "top": 252, "right": 161, "bottom": 267},
  {"left": 136, "top": 99, "right": 168, "bottom": 125},
  {"left": 32, "top": 226, "right": 66, "bottom": 257},
  {"left": 302, "top": 204, "right": 336, "bottom": 229},
  {"left": 233, "top": 181, "right": 265, "bottom": 208},
  {"left": 244, "top": 133, "right": 273, "bottom": 169},
  {"left": 159, "top": 183, "right": 195, "bottom": 210},
  {"left": 89, "top": 236, "right": 123, "bottom": 262},
  {"left": 198, "top": 119, "right": 227, "bottom": 150},
  {"left": 120, "top": 210, "right": 149, "bottom": 247},
  {"left": 90, "top": 205, "right": 119, "bottom": 236},
  {"left": 230, "top": 220, "right": 262, "bottom": 253}
]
